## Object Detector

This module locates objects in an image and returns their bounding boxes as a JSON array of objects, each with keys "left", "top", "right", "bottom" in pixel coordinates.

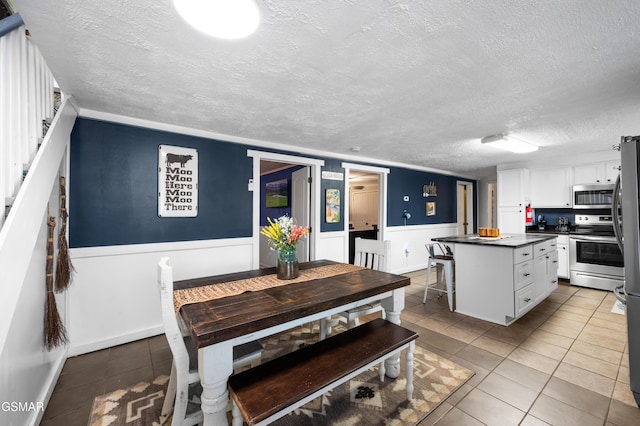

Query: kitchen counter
[
  {"left": 525, "top": 225, "right": 573, "bottom": 235},
  {"left": 433, "top": 233, "right": 557, "bottom": 248},
  {"left": 432, "top": 234, "right": 559, "bottom": 326}
]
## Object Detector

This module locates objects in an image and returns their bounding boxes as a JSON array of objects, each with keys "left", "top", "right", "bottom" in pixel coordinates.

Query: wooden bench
[{"left": 228, "top": 318, "right": 418, "bottom": 426}]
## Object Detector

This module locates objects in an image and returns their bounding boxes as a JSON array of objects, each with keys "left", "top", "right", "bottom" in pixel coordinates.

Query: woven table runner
[{"left": 174, "top": 263, "right": 365, "bottom": 313}]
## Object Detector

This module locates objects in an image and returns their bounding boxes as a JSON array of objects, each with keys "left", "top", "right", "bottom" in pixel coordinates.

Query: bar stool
[{"left": 423, "top": 243, "right": 455, "bottom": 311}]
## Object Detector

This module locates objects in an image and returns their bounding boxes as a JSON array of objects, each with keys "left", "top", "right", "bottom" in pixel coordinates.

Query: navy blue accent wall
[
  {"left": 69, "top": 118, "right": 253, "bottom": 247},
  {"left": 387, "top": 167, "right": 460, "bottom": 226},
  {"left": 260, "top": 165, "right": 304, "bottom": 226},
  {"left": 320, "top": 159, "right": 346, "bottom": 232},
  {"left": 70, "top": 118, "right": 477, "bottom": 247}
]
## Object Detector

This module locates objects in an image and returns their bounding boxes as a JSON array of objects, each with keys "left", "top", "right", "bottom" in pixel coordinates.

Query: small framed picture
[
  {"left": 265, "top": 178, "right": 289, "bottom": 207},
  {"left": 325, "top": 189, "right": 341, "bottom": 223},
  {"left": 426, "top": 202, "right": 436, "bottom": 216}
]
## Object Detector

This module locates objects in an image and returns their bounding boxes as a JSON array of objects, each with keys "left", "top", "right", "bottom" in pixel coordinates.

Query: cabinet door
[
  {"left": 547, "top": 250, "right": 559, "bottom": 293},
  {"left": 533, "top": 255, "right": 548, "bottom": 303},
  {"left": 573, "top": 163, "right": 604, "bottom": 184},
  {"left": 498, "top": 207, "right": 525, "bottom": 234},
  {"left": 557, "top": 243, "right": 569, "bottom": 278},
  {"left": 498, "top": 169, "right": 527, "bottom": 207},
  {"left": 605, "top": 161, "right": 621, "bottom": 183},
  {"left": 529, "top": 168, "right": 572, "bottom": 207}
]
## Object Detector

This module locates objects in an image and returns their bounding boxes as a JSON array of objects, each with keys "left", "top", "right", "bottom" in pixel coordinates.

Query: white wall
[
  {"left": 67, "top": 238, "right": 254, "bottom": 356},
  {"left": 0, "top": 100, "right": 76, "bottom": 426},
  {"left": 66, "top": 222, "right": 460, "bottom": 358},
  {"left": 384, "top": 223, "right": 459, "bottom": 274}
]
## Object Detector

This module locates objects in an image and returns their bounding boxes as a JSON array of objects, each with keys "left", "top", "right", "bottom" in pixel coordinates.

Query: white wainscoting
[
  {"left": 66, "top": 225, "right": 458, "bottom": 356},
  {"left": 384, "top": 223, "right": 459, "bottom": 274},
  {"left": 316, "top": 231, "right": 346, "bottom": 262},
  {"left": 67, "top": 238, "right": 254, "bottom": 356}
]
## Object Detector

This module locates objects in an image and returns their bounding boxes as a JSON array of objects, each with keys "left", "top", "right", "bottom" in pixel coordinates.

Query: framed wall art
[
  {"left": 265, "top": 178, "right": 289, "bottom": 207},
  {"left": 325, "top": 189, "right": 341, "bottom": 223},
  {"left": 158, "top": 145, "right": 198, "bottom": 217},
  {"left": 426, "top": 201, "right": 436, "bottom": 216}
]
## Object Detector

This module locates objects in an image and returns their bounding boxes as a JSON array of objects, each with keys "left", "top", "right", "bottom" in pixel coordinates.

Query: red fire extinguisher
[{"left": 525, "top": 204, "right": 533, "bottom": 224}]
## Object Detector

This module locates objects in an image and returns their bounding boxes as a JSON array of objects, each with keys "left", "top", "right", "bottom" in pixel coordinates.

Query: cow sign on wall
[{"left": 158, "top": 145, "right": 198, "bottom": 217}]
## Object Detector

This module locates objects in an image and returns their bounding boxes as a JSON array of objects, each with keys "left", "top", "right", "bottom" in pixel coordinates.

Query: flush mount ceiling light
[
  {"left": 173, "top": 0, "right": 260, "bottom": 39},
  {"left": 480, "top": 134, "right": 538, "bottom": 153}
]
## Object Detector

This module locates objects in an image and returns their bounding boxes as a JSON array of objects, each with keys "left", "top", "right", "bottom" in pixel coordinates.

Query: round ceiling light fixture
[{"left": 173, "top": 0, "right": 260, "bottom": 40}]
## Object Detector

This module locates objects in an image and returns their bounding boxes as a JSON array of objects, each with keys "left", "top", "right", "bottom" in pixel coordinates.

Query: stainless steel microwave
[{"left": 572, "top": 184, "right": 615, "bottom": 209}]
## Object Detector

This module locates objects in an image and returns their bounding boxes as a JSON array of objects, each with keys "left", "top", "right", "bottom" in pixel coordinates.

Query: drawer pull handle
[
  {"left": 523, "top": 253, "right": 530, "bottom": 256},
  {"left": 524, "top": 297, "right": 532, "bottom": 303},
  {"left": 523, "top": 273, "right": 531, "bottom": 277}
]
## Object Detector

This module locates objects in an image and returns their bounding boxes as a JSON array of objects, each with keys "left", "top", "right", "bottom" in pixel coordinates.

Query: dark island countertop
[{"left": 432, "top": 234, "right": 557, "bottom": 248}]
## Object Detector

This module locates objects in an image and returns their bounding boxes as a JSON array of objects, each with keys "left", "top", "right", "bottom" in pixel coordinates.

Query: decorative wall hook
[{"left": 423, "top": 181, "right": 437, "bottom": 197}]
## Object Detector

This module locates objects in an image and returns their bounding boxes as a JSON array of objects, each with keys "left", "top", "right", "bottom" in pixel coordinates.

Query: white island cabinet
[{"left": 432, "top": 234, "right": 558, "bottom": 326}]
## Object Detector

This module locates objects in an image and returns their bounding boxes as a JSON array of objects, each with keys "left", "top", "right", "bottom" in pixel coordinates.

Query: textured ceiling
[{"left": 12, "top": 0, "right": 640, "bottom": 178}]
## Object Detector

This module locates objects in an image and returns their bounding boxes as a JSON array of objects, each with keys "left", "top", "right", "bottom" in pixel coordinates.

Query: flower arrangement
[{"left": 261, "top": 215, "right": 309, "bottom": 261}]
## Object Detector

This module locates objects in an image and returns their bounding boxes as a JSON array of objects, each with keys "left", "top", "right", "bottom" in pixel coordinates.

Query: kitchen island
[{"left": 433, "top": 234, "right": 558, "bottom": 326}]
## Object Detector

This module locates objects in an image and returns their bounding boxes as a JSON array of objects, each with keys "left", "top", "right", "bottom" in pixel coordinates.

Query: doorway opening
[
  {"left": 342, "top": 163, "right": 389, "bottom": 264},
  {"left": 457, "top": 181, "right": 475, "bottom": 235},
  {"left": 488, "top": 182, "right": 497, "bottom": 228},
  {"left": 248, "top": 149, "right": 324, "bottom": 270},
  {"left": 348, "top": 170, "right": 380, "bottom": 263},
  {"left": 258, "top": 160, "right": 311, "bottom": 268}
]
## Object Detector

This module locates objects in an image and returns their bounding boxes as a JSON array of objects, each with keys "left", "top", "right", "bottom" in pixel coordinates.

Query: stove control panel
[{"left": 574, "top": 214, "right": 613, "bottom": 225}]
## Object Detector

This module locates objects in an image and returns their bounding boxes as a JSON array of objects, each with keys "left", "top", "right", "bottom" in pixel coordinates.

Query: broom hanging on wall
[
  {"left": 55, "top": 176, "right": 74, "bottom": 292},
  {"left": 46, "top": 214, "right": 68, "bottom": 350}
]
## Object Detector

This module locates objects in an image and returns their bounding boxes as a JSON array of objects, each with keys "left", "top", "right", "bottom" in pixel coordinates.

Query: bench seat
[{"left": 228, "top": 318, "right": 418, "bottom": 426}]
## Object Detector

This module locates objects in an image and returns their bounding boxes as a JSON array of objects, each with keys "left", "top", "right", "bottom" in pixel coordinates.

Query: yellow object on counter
[{"left": 478, "top": 227, "right": 500, "bottom": 237}]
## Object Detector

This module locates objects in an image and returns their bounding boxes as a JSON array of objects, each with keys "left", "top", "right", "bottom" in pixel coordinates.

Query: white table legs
[
  {"left": 381, "top": 288, "right": 405, "bottom": 378},
  {"left": 199, "top": 342, "right": 234, "bottom": 426}
]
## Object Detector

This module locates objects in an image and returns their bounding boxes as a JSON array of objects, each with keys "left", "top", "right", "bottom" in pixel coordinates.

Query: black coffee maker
[{"left": 537, "top": 215, "right": 547, "bottom": 231}]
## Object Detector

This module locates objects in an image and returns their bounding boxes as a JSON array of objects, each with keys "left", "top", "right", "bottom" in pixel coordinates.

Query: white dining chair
[
  {"left": 422, "top": 243, "right": 455, "bottom": 311},
  {"left": 321, "top": 238, "right": 390, "bottom": 338},
  {"left": 158, "top": 257, "right": 264, "bottom": 426}
]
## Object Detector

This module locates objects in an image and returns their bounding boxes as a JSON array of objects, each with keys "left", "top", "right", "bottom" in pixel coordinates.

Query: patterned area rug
[{"left": 88, "top": 323, "right": 474, "bottom": 426}]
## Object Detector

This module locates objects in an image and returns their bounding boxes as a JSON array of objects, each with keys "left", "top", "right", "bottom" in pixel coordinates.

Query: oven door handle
[{"left": 570, "top": 235, "right": 618, "bottom": 243}]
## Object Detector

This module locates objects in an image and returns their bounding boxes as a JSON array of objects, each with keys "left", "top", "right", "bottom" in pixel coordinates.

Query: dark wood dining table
[{"left": 175, "top": 259, "right": 411, "bottom": 426}]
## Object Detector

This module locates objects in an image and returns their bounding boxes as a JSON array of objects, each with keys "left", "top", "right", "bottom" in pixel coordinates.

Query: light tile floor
[{"left": 41, "top": 269, "right": 640, "bottom": 425}]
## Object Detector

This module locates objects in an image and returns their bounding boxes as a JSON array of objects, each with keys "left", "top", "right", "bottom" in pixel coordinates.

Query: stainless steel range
[{"left": 570, "top": 214, "right": 624, "bottom": 291}]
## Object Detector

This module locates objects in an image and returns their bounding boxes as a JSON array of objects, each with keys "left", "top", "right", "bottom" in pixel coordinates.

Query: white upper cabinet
[
  {"left": 605, "top": 160, "right": 621, "bottom": 183},
  {"left": 497, "top": 168, "right": 528, "bottom": 207},
  {"left": 573, "top": 161, "right": 621, "bottom": 185},
  {"left": 573, "top": 163, "right": 603, "bottom": 184},
  {"left": 529, "top": 167, "right": 572, "bottom": 208},
  {"left": 497, "top": 169, "right": 529, "bottom": 234}
]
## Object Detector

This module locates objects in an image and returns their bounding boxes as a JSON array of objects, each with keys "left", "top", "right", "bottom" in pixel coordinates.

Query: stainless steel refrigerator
[{"left": 613, "top": 135, "right": 640, "bottom": 406}]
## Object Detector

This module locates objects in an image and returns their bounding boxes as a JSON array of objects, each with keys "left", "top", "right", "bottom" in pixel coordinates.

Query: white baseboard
[
  {"left": 393, "top": 262, "right": 431, "bottom": 275},
  {"left": 30, "top": 349, "right": 67, "bottom": 426},
  {"left": 68, "top": 325, "right": 164, "bottom": 357}
]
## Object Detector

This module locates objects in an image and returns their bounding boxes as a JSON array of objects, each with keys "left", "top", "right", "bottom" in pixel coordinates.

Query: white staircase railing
[
  {"left": 1, "top": 13, "right": 57, "bottom": 229},
  {"left": 0, "top": 14, "right": 78, "bottom": 425}
]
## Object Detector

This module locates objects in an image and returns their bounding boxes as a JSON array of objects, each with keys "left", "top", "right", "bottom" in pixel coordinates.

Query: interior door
[
  {"left": 292, "top": 167, "right": 310, "bottom": 262},
  {"left": 457, "top": 181, "right": 474, "bottom": 235}
]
